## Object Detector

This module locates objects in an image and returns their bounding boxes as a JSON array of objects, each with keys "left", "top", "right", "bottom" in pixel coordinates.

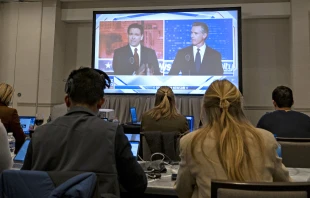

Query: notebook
[
  {"left": 130, "top": 107, "right": 141, "bottom": 125},
  {"left": 19, "top": 116, "right": 36, "bottom": 135},
  {"left": 185, "top": 116, "right": 194, "bottom": 132},
  {"left": 12, "top": 139, "right": 31, "bottom": 169},
  {"left": 130, "top": 141, "right": 139, "bottom": 158}
]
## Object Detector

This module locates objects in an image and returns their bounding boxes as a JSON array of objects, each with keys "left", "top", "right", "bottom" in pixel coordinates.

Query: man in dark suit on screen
[
  {"left": 112, "top": 23, "right": 160, "bottom": 75},
  {"left": 168, "top": 22, "right": 223, "bottom": 76}
]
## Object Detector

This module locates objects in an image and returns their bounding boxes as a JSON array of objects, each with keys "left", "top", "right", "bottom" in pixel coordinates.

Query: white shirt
[
  {"left": 193, "top": 44, "right": 206, "bottom": 63},
  {"left": 130, "top": 44, "right": 141, "bottom": 65}
]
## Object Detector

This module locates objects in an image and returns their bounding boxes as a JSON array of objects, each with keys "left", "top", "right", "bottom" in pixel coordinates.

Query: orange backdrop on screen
[{"left": 99, "top": 21, "right": 163, "bottom": 59}]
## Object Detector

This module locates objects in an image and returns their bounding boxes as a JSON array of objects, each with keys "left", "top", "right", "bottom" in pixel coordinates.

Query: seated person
[
  {"left": 141, "top": 86, "right": 189, "bottom": 133},
  {"left": 176, "top": 80, "right": 291, "bottom": 198},
  {"left": 0, "top": 121, "right": 12, "bottom": 173},
  {"left": 257, "top": 86, "right": 310, "bottom": 138},
  {"left": 22, "top": 68, "right": 147, "bottom": 197},
  {"left": 0, "top": 83, "right": 25, "bottom": 153}
]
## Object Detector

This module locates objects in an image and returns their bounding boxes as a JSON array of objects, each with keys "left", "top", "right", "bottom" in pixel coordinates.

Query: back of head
[
  {"left": 272, "top": 86, "right": 293, "bottom": 108},
  {"left": 65, "top": 67, "right": 111, "bottom": 106},
  {"left": 191, "top": 80, "right": 263, "bottom": 181},
  {"left": 147, "top": 86, "right": 179, "bottom": 120},
  {"left": 0, "top": 83, "right": 14, "bottom": 106}
]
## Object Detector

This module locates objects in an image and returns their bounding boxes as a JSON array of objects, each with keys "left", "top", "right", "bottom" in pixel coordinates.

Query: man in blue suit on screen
[
  {"left": 168, "top": 22, "right": 223, "bottom": 76},
  {"left": 112, "top": 23, "right": 160, "bottom": 75}
]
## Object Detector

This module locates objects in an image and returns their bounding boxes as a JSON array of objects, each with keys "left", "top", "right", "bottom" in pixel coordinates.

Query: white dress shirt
[
  {"left": 130, "top": 44, "right": 141, "bottom": 65},
  {"left": 193, "top": 44, "right": 206, "bottom": 63}
]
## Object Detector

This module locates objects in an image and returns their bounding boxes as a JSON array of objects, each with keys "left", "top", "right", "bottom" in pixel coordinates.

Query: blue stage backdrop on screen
[{"left": 165, "top": 19, "right": 233, "bottom": 61}]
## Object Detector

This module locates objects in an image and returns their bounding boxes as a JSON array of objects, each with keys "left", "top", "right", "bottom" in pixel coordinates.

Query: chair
[
  {"left": 276, "top": 137, "right": 310, "bottom": 168},
  {"left": 141, "top": 131, "right": 180, "bottom": 161},
  {"left": 0, "top": 170, "right": 99, "bottom": 198},
  {"left": 211, "top": 180, "right": 310, "bottom": 198}
]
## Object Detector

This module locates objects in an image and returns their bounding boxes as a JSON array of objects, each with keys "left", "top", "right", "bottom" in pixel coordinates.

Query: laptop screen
[
  {"left": 130, "top": 141, "right": 139, "bottom": 157},
  {"left": 130, "top": 107, "right": 138, "bottom": 123},
  {"left": 19, "top": 116, "right": 36, "bottom": 135},
  {"left": 14, "top": 139, "right": 31, "bottom": 162},
  {"left": 125, "top": 134, "right": 140, "bottom": 141},
  {"left": 185, "top": 116, "right": 194, "bottom": 132}
]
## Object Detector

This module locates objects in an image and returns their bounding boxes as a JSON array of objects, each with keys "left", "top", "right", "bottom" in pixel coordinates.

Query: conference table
[{"left": 145, "top": 166, "right": 310, "bottom": 196}]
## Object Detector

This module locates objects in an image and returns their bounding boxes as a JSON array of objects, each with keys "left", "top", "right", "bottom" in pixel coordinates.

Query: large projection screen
[{"left": 92, "top": 7, "right": 242, "bottom": 94}]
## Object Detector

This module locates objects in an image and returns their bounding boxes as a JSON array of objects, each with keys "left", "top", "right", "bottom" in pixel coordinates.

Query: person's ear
[
  {"left": 203, "top": 33, "right": 207, "bottom": 40},
  {"left": 141, "top": 35, "right": 144, "bottom": 41},
  {"left": 97, "top": 97, "right": 105, "bottom": 109},
  {"left": 272, "top": 100, "right": 277, "bottom": 108},
  {"left": 65, "top": 95, "right": 71, "bottom": 108}
]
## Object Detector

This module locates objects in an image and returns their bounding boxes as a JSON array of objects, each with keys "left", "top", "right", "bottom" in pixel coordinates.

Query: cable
[
  {"left": 138, "top": 154, "right": 145, "bottom": 161},
  {"left": 150, "top": 152, "right": 173, "bottom": 163}
]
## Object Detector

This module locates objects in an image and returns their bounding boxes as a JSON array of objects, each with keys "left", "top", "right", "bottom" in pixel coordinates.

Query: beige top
[{"left": 175, "top": 128, "right": 292, "bottom": 198}]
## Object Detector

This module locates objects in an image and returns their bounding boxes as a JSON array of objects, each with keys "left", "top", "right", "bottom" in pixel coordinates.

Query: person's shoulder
[
  {"left": 141, "top": 45, "right": 156, "bottom": 53},
  {"left": 206, "top": 46, "right": 221, "bottom": 56},
  {"left": 180, "top": 129, "right": 197, "bottom": 148},
  {"left": 114, "top": 45, "right": 129, "bottom": 53},
  {"left": 259, "top": 111, "right": 275, "bottom": 120},
  {"left": 178, "top": 45, "right": 192, "bottom": 53},
  {"left": 254, "top": 127, "right": 277, "bottom": 145},
  {"left": 291, "top": 110, "right": 310, "bottom": 118}
]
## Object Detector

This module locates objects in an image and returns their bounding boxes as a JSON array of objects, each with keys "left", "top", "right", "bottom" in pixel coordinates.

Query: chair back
[
  {"left": 277, "top": 137, "right": 310, "bottom": 168},
  {"left": 211, "top": 180, "right": 310, "bottom": 198},
  {"left": 141, "top": 131, "right": 180, "bottom": 161},
  {"left": 0, "top": 170, "right": 99, "bottom": 198}
]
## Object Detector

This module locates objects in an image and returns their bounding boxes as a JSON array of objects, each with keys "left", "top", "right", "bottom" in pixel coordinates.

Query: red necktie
[{"left": 134, "top": 48, "right": 139, "bottom": 70}]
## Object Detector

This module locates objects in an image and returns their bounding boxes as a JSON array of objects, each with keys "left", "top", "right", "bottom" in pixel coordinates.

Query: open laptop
[
  {"left": 129, "top": 141, "right": 140, "bottom": 158},
  {"left": 125, "top": 134, "right": 140, "bottom": 142},
  {"left": 130, "top": 107, "right": 141, "bottom": 125},
  {"left": 12, "top": 139, "right": 31, "bottom": 169},
  {"left": 185, "top": 116, "right": 194, "bottom": 132},
  {"left": 19, "top": 116, "right": 36, "bottom": 135}
]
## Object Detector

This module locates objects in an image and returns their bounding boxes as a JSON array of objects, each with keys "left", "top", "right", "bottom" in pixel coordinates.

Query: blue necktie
[{"left": 195, "top": 48, "right": 201, "bottom": 72}]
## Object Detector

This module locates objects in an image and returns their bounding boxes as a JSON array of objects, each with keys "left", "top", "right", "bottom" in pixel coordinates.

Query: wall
[
  {"left": 0, "top": 3, "right": 42, "bottom": 116},
  {"left": 1, "top": 0, "right": 309, "bottom": 125},
  {"left": 0, "top": 0, "right": 66, "bottom": 120},
  {"left": 62, "top": 3, "right": 292, "bottom": 125}
]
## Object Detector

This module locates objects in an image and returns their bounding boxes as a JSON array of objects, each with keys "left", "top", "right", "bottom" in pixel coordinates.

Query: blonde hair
[
  {"left": 191, "top": 80, "right": 264, "bottom": 181},
  {"left": 146, "top": 86, "right": 179, "bottom": 120},
  {"left": 0, "top": 83, "right": 14, "bottom": 106}
]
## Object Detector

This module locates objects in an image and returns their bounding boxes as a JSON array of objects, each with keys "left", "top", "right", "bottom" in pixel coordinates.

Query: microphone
[
  {"left": 129, "top": 57, "right": 134, "bottom": 64},
  {"left": 185, "top": 54, "right": 190, "bottom": 62}
]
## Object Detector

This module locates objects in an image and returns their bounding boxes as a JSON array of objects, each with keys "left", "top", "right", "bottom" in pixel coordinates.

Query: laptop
[
  {"left": 129, "top": 141, "right": 140, "bottom": 158},
  {"left": 125, "top": 134, "right": 140, "bottom": 142},
  {"left": 12, "top": 139, "right": 31, "bottom": 169},
  {"left": 19, "top": 116, "right": 36, "bottom": 135},
  {"left": 185, "top": 116, "right": 194, "bottom": 132},
  {"left": 130, "top": 107, "right": 141, "bottom": 125}
]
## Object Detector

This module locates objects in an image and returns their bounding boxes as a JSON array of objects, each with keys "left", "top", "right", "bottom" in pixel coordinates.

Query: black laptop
[{"left": 129, "top": 141, "right": 140, "bottom": 158}]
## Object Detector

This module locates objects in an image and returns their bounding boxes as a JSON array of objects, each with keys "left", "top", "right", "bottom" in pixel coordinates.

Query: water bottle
[{"left": 7, "top": 132, "right": 15, "bottom": 157}]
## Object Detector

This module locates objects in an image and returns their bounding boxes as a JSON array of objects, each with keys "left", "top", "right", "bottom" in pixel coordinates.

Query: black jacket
[
  {"left": 168, "top": 45, "right": 223, "bottom": 75},
  {"left": 112, "top": 45, "right": 160, "bottom": 75},
  {"left": 22, "top": 106, "right": 147, "bottom": 196}
]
